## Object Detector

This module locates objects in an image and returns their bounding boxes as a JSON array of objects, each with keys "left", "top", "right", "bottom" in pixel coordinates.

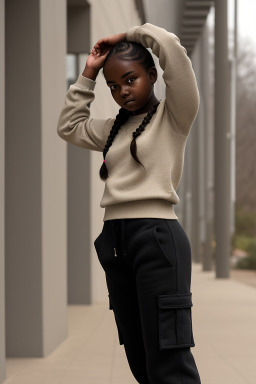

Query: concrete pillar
[
  {"left": 183, "top": 133, "right": 193, "bottom": 240},
  {"left": 176, "top": 171, "right": 185, "bottom": 223},
  {"left": 197, "top": 34, "right": 206, "bottom": 266},
  {"left": 200, "top": 24, "right": 213, "bottom": 271},
  {"left": 214, "top": 0, "right": 231, "bottom": 278},
  {"left": 67, "top": 3, "right": 92, "bottom": 304},
  {"left": 190, "top": 115, "right": 201, "bottom": 263},
  {"left": 5, "top": 0, "right": 67, "bottom": 356},
  {"left": 67, "top": 145, "right": 92, "bottom": 304},
  {"left": 189, "top": 43, "right": 201, "bottom": 263},
  {"left": 230, "top": 0, "right": 238, "bottom": 237},
  {"left": 0, "top": 0, "right": 6, "bottom": 380},
  {"left": 178, "top": 164, "right": 185, "bottom": 228}
]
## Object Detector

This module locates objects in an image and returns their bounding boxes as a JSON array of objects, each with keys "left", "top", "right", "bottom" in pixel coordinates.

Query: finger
[
  {"left": 96, "top": 38, "right": 107, "bottom": 47},
  {"left": 95, "top": 40, "right": 103, "bottom": 48},
  {"left": 102, "top": 49, "right": 110, "bottom": 58}
]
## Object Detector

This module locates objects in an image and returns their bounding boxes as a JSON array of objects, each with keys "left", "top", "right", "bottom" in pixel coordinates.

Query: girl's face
[{"left": 103, "top": 57, "right": 157, "bottom": 115}]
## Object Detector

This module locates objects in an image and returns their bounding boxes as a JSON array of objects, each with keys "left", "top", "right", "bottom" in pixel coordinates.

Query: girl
[{"left": 57, "top": 23, "right": 201, "bottom": 384}]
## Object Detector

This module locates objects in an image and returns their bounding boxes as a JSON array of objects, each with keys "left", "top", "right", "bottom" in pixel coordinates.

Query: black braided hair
[
  {"left": 99, "top": 102, "right": 160, "bottom": 181},
  {"left": 99, "top": 40, "right": 158, "bottom": 181},
  {"left": 99, "top": 108, "right": 130, "bottom": 180},
  {"left": 130, "top": 102, "right": 160, "bottom": 169},
  {"left": 103, "top": 40, "right": 155, "bottom": 71}
]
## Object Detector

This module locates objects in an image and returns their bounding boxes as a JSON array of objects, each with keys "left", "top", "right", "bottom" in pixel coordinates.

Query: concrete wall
[
  {"left": 66, "top": 4, "right": 92, "bottom": 305},
  {"left": 5, "top": 0, "right": 67, "bottom": 357},
  {"left": 40, "top": 0, "right": 68, "bottom": 355},
  {"left": 0, "top": 0, "right": 5, "bottom": 380}
]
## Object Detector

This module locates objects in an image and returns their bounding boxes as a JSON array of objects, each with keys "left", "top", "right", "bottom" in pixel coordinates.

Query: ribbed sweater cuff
[
  {"left": 74, "top": 74, "right": 96, "bottom": 91},
  {"left": 126, "top": 25, "right": 142, "bottom": 43}
]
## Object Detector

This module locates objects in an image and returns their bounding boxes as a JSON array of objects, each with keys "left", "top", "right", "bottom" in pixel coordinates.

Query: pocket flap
[{"left": 158, "top": 292, "right": 193, "bottom": 309}]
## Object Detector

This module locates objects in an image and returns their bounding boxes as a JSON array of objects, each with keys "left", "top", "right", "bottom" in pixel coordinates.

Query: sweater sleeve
[
  {"left": 126, "top": 23, "right": 200, "bottom": 136},
  {"left": 57, "top": 74, "right": 114, "bottom": 151}
]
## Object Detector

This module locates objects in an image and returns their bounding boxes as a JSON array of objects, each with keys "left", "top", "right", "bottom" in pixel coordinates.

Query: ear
[{"left": 149, "top": 66, "right": 158, "bottom": 85}]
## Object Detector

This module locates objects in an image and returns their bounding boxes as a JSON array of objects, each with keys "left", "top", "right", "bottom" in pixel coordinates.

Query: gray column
[
  {"left": 184, "top": 133, "right": 193, "bottom": 240},
  {"left": 67, "top": 3, "right": 92, "bottom": 304},
  {"left": 214, "top": 0, "right": 231, "bottom": 277},
  {"left": 190, "top": 115, "right": 201, "bottom": 263},
  {"left": 197, "top": 35, "right": 206, "bottom": 266},
  {"left": 179, "top": 156, "right": 187, "bottom": 229},
  {"left": 68, "top": 145, "right": 92, "bottom": 304},
  {"left": 200, "top": 24, "right": 213, "bottom": 271},
  {"left": 5, "top": 0, "right": 67, "bottom": 356},
  {"left": 189, "top": 44, "right": 201, "bottom": 263},
  {"left": 175, "top": 160, "right": 185, "bottom": 223},
  {"left": 0, "top": 0, "right": 6, "bottom": 381}
]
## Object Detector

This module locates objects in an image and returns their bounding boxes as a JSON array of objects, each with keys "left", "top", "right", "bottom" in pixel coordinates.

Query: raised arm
[
  {"left": 57, "top": 43, "right": 116, "bottom": 151},
  {"left": 57, "top": 76, "right": 115, "bottom": 152},
  {"left": 126, "top": 23, "right": 200, "bottom": 136}
]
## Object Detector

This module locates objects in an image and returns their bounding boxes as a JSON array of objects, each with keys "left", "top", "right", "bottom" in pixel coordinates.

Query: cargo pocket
[
  {"left": 158, "top": 292, "right": 195, "bottom": 350},
  {"left": 108, "top": 295, "right": 124, "bottom": 345}
]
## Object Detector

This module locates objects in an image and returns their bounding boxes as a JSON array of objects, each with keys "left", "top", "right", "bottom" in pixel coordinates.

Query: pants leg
[
  {"left": 133, "top": 218, "right": 201, "bottom": 383},
  {"left": 94, "top": 218, "right": 201, "bottom": 384},
  {"left": 94, "top": 220, "right": 150, "bottom": 383}
]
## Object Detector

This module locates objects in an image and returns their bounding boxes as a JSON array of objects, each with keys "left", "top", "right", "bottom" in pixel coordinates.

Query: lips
[{"left": 125, "top": 99, "right": 134, "bottom": 105}]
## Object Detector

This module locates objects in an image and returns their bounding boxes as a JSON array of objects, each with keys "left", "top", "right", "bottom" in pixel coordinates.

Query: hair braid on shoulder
[
  {"left": 130, "top": 102, "right": 160, "bottom": 170},
  {"left": 99, "top": 108, "right": 130, "bottom": 181}
]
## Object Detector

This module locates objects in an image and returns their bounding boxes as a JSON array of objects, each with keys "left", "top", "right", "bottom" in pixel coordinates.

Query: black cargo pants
[{"left": 94, "top": 218, "right": 201, "bottom": 384}]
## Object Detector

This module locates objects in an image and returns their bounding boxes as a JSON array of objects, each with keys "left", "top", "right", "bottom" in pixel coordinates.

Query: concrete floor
[{"left": 3, "top": 263, "right": 256, "bottom": 384}]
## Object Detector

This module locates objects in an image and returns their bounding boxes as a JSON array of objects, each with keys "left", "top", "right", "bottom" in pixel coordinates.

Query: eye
[
  {"left": 109, "top": 84, "right": 118, "bottom": 91},
  {"left": 127, "top": 77, "right": 136, "bottom": 84}
]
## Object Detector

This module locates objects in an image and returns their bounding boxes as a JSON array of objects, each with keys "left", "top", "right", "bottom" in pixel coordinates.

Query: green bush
[
  {"left": 232, "top": 204, "right": 256, "bottom": 270},
  {"left": 235, "top": 254, "right": 256, "bottom": 270},
  {"left": 232, "top": 235, "right": 256, "bottom": 252},
  {"left": 232, "top": 236, "right": 256, "bottom": 270},
  {"left": 235, "top": 204, "right": 256, "bottom": 237}
]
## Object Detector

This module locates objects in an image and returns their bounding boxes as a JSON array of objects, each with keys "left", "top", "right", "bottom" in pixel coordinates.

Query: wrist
[
  {"left": 120, "top": 32, "right": 127, "bottom": 41},
  {"left": 82, "top": 66, "right": 99, "bottom": 81}
]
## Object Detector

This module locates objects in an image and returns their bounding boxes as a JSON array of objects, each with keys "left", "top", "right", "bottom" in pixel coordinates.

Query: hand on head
[
  {"left": 85, "top": 33, "right": 127, "bottom": 74},
  {"left": 94, "top": 33, "right": 127, "bottom": 56}
]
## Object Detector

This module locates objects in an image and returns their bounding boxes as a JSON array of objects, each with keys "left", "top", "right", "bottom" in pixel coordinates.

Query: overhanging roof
[{"left": 179, "top": 0, "right": 214, "bottom": 56}]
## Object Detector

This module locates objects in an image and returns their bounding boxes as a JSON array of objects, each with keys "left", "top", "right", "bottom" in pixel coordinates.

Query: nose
[{"left": 120, "top": 86, "right": 130, "bottom": 98}]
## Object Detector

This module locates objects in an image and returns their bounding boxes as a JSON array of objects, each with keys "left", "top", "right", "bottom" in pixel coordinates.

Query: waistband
[
  {"left": 107, "top": 216, "right": 178, "bottom": 259},
  {"left": 103, "top": 199, "right": 178, "bottom": 221}
]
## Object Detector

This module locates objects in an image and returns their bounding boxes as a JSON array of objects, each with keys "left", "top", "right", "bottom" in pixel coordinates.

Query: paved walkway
[{"left": 4, "top": 263, "right": 256, "bottom": 384}]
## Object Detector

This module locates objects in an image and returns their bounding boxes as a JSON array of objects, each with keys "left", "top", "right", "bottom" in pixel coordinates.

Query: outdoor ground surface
[{"left": 3, "top": 263, "right": 256, "bottom": 384}]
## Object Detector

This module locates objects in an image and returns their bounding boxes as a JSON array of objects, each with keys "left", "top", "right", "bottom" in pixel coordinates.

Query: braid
[
  {"left": 130, "top": 102, "right": 160, "bottom": 170},
  {"left": 99, "top": 108, "right": 130, "bottom": 180},
  {"left": 99, "top": 102, "right": 160, "bottom": 181}
]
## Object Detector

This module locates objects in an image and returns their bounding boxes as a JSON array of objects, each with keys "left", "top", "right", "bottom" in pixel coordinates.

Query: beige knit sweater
[{"left": 57, "top": 23, "right": 200, "bottom": 222}]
